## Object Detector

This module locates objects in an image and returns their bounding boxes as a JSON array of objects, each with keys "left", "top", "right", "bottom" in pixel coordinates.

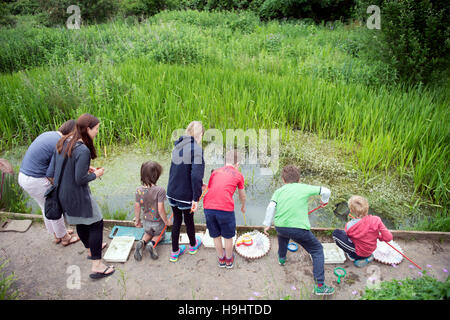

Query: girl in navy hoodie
[{"left": 167, "top": 121, "right": 205, "bottom": 262}]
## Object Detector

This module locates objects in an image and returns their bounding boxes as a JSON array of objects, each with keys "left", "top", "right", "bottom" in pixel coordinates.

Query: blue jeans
[
  {"left": 332, "top": 229, "right": 371, "bottom": 260},
  {"left": 275, "top": 226, "right": 325, "bottom": 284}
]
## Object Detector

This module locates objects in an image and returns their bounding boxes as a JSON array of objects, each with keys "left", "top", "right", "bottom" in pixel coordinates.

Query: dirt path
[{"left": 1, "top": 222, "right": 449, "bottom": 300}]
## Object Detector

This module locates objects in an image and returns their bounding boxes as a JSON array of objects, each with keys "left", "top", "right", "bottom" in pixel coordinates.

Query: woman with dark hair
[
  {"left": 18, "top": 119, "right": 78, "bottom": 246},
  {"left": 47, "top": 113, "right": 114, "bottom": 279}
]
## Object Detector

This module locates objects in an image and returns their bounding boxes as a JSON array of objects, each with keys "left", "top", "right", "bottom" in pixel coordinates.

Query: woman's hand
[
  {"left": 88, "top": 166, "right": 96, "bottom": 173},
  {"left": 94, "top": 167, "right": 104, "bottom": 178},
  {"left": 190, "top": 201, "right": 198, "bottom": 213}
]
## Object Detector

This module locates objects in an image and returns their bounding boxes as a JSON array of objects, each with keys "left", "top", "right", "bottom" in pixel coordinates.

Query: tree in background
[{"left": 355, "top": 0, "right": 449, "bottom": 84}]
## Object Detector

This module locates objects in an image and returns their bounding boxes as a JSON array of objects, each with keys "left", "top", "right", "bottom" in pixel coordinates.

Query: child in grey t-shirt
[{"left": 134, "top": 161, "right": 171, "bottom": 261}]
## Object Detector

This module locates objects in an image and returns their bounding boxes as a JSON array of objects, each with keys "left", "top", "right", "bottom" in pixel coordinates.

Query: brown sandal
[
  {"left": 54, "top": 229, "right": 74, "bottom": 244},
  {"left": 61, "top": 235, "right": 80, "bottom": 246}
]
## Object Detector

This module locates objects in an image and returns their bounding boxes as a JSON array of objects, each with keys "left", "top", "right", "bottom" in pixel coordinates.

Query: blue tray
[
  {"left": 109, "top": 226, "right": 144, "bottom": 241},
  {"left": 158, "top": 231, "right": 172, "bottom": 245},
  {"left": 108, "top": 225, "right": 172, "bottom": 244}
]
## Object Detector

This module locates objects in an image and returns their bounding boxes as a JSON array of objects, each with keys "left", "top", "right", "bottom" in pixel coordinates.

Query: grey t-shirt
[{"left": 20, "top": 131, "right": 60, "bottom": 178}]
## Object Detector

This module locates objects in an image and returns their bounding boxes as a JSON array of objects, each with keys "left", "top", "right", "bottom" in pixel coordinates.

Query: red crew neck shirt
[{"left": 203, "top": 165, "right": 245, "bottom": 212}]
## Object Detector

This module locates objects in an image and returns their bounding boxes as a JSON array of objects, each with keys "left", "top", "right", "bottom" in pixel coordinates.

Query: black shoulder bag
[{"left": 44, "top": 155, "right": 68, "bottom": 220}]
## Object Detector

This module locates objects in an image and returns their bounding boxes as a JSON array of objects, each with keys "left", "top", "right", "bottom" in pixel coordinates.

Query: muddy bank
[{"left": 1, "top": 222, "right": 448, "bottom": 300}]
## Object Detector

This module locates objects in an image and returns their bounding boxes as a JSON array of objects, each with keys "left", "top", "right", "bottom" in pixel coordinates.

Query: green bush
[
  {"left": 355, "top": 0, "right": 450, "bottom": 84},
  {"left": 10, "top": 0, "right": 40, "bottom": 15},
  {"left": 0, "top": 2, "right": 16, "bottom": 28},
  {"left": 174, "top": 0, "right": 356, "bottom": 22},
  {"left": 119, "top": 0, "right": 169, "bottom": 17},
  {"left": 361, "top": 274, "right": 450, "bottom": 300}
]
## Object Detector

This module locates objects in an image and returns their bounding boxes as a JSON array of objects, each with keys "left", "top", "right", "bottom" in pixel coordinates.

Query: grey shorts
[{"left": 143, "top": 220, "right": 165, "bottom": 238}]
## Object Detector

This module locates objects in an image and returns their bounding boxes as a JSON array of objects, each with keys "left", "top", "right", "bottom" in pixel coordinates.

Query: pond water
[
  {"left": 84, "top": 144, "right": 347, "bottom": 228},
  {"left": 5, "top": 142, "right": 398, "bottom": 229}
]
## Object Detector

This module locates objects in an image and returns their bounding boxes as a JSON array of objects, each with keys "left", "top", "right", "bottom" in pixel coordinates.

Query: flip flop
[
  {"left": 61, "top": 235, "right": 80, "bottom": 246},
  {"left": 89, "top": 266, "right": 115, "bottom": 280},
  {"left": 87, "top": 242, "right": 108, "bottom": 259}
]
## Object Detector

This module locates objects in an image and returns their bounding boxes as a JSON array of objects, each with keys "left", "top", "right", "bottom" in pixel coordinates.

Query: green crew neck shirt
[{"left": 271, "top": 183, "right": 321, "bottom": 230}]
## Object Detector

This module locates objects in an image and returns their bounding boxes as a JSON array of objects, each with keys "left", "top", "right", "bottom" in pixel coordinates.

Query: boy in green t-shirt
[{"left": 262, "top": 165, "right": 334, "bottom": 296}]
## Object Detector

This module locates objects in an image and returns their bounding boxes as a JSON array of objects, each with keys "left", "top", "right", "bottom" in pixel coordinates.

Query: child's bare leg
[
  {"left": 213, "top": 237, "right": 224, "bottom": 257},
  {"left": 224, "top": 238, "right": 233, "bottom": 259}
]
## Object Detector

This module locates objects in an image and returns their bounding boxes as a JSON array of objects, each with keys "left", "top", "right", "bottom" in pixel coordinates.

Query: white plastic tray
[
  {"left": 179, "top": 232, "right": 204, "bottom": 244},
  {"left": 103, "top": 236, "right": 135, "bottom": 263},
  {"left": 202, "top": 229, "right": 236, "bottom": 248},
  {"left": 309, "top": 243, "right": 346, "bottom": 264}
]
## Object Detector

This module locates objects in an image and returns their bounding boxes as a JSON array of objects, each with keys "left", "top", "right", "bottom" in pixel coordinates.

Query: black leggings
[
  {"left": 76, "top": 219, "right": 104, "bottom": 260},
  {"left": 171, "top": 207, "right": 196, "bottom": 252}
]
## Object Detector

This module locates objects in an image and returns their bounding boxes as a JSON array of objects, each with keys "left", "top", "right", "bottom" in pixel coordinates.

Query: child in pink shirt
[{"left": 333, "top": 195, "right": 393, "bottom": 267}]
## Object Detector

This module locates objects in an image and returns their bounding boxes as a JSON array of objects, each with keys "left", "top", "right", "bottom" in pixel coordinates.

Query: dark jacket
[
  {"left": 47, "top": 141, "right": 96, "bottom": 218},
  {"left": 167, "top": 136, "right": 205, "bottom": 203}
]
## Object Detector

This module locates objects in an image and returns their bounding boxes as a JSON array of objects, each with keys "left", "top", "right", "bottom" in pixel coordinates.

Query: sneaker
[
  {"left": 313, "top": 284, "right": 335, "bottom": 296},
  {"left": 218, "top": 256, "right": 226, "bottom": 268},
  {"left": 225, "top": 253, "right": 235, "bottom": 269},
  {"left": 146, "top": 242, "right": 158, "bottom": 260},
  {"left": 278, "top": 257, "right": 286, "bottom": 266},
  {"left": 354, "top": 254, "right": 374, "bottom": 268},
  {"left": 134, "top": 240, "right": 145, "bottom": 261},
  {"left": 169, "top": 245, "right": 186, "bottom": 262},
  {"left": 188, "top": 236, "right": 202, "bottom": 255},
  {"left": 218, "top": 249, "right": 226, "bottom": 268},
  {"left": 346, "top": 253, "right": 355, "bottom": 262}
]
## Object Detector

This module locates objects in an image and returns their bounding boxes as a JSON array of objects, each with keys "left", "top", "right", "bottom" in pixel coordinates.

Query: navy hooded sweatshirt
[{"left": 167, "top": 135, "right": 205, "bottom": 205}]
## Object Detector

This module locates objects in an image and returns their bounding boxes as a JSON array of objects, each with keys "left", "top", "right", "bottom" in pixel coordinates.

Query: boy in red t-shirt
[{"left": 203, "top": 150, "right": 246, "bottom": 268}]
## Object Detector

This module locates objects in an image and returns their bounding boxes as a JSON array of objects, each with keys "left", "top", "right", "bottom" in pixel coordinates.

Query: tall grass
[{"left": 0, "top": 10, "right": 448, "bottom": 207}]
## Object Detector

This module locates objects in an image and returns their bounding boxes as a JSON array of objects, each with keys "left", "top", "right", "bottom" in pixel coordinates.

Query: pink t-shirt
[{"left": 203, "top": 165, "right": 245, "bottom": 212}]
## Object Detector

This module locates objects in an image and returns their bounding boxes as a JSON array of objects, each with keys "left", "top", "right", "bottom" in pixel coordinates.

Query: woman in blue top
[
  {"left": 48, "top": 113, "right": 114, "bottom": 279},
  {"left": 167, "top": 121, "right": 205, "bottom": 262},
  {"left": 18, "top": 120, "right": 79, "bottom": 246}
]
